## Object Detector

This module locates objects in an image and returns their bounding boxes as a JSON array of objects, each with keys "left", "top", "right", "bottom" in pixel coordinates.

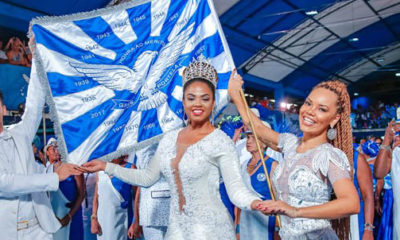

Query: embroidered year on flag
[{"left": 31, "top": 0, "right": 234, "bottom": 165}]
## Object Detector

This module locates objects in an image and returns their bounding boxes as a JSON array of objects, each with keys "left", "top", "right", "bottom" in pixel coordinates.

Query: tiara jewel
[{"left": 182, "top": 55, "right": 218, "bottom": 87}]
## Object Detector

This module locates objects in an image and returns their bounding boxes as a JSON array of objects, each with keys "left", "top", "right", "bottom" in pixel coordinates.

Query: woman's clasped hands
[{"left": 254, "top": 200, "right": 299, "bottom": 218}]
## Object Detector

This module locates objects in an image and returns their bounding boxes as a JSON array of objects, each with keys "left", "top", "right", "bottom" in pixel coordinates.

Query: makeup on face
[
  {"left": 299, "top": 88, "right": 339, "bottom": 136},
  {"left": 183, "top": 81, "right": 215, "bottom": 124}
]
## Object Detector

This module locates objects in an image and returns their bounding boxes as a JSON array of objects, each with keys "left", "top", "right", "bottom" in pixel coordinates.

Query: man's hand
[
  {"left": 57, "top": 215, "right": 71, "bottom": 227},
  {"left": 55, "top": 163, "right": 82, "bottom": 181},
  {"left": 128, "top": 222, "right": 143, "bottom": 239},
  {"left": 91, "top": 218, "right": 102, "bottom": 235},
  {"left": 81, "top": 160, "right": 107, "bottom": 173}
]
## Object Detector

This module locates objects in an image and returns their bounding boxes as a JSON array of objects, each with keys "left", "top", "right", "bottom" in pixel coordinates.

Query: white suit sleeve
[
  {"left": 105, "top": 149, "right": 161, "bottom": 187},
  {"left": 215, "top": 132, "right": 260, "bottom": 210},
  {"left": 9, "top": 58, "right": 46, "bottom": 141},
  {"left": 0, "top": 172, "right": 59, "bottom": 198}
]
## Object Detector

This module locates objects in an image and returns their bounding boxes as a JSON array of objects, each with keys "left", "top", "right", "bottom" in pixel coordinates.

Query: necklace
[{"left": 247, "top": 155, "right": 267, "bottom": 173}]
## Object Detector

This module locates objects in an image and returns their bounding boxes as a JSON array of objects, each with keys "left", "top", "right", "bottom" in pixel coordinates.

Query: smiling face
[
  {"left": 182, "top": 80, "right": 215, "bottom": 125},
  {"left": 299, "top": 88, "right": 340, "bottom": 138}
]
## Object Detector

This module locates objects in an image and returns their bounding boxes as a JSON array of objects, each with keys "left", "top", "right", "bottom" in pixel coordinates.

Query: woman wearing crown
[{"left": 81, "top": 59, "right": 263, "bottom": 240}]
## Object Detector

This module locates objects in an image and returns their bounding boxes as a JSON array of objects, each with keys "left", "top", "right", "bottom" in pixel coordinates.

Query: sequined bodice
[
  {"left": 157, "top": 129, "right": 258, "bottom": 239},
  {"left": 272, "top": 133, "right": 350, "bottom": 239},
  {"left": 105, "top": 128, "right": 259, "bottom": 240}
]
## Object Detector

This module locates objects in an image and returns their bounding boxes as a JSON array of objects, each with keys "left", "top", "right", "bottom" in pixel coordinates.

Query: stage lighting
[{"left": 305, "top": 10, "right": 318, "bottom": 16}]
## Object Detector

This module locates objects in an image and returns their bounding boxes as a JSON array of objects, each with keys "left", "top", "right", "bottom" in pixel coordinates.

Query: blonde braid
[{"left": 314, "top": 80, "right": 353, "bottom": 240}]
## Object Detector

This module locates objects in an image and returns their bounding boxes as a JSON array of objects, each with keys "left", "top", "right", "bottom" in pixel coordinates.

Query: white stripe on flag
[
  {"left": 182, "top": 14, "right": 217, "bottom": 54},
  {"left": 37, "top": 44, "right": 84, "bottom": 77},
  {"left": 54, "top": 86, "right": 115, "bottom": 124},
  {"left": 44, "top": 21, "right": 117, "bottom": 60},
  {"left": 209, "top": 52, "right": 230, "bottom": 74},
  {"left": 157, "top": 101, "right": 182, "bottom": 133},
  {"left": 172, "top": 85, "right": 183, "bottom": 101},
  {"left": 150, "top": 0, "right": 171, "bottom": 37},
  {"left": 69, "top": 109, "right": 124, "bottom": 165},
  {"left": 168, "top": 0, "right": 199, "bottom": 42},
  {"left": 101, "top": 10, "right": 137, "bottom": 44},
  {"left": 117, "top": 110, "right": 142, "bottom": 149}
]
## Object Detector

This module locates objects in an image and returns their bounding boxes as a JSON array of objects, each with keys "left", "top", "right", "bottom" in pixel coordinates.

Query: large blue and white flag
[{"left": 31, "top": 0, "right": 234, "bottom": 165}]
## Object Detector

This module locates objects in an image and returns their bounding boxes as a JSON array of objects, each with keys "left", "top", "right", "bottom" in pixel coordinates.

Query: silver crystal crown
[{"left": 183, "top": 55, "right": 218, "bottom": 87}]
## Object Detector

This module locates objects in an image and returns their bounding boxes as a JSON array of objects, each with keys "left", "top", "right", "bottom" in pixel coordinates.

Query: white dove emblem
[{"left": 70, "top": 23, "right": 194, "bottom": 111}]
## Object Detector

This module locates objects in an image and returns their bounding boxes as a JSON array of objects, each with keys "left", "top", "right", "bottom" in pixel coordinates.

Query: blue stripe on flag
[
  {"left": 87, "top": 107, "right": 136, "bottom": 160},
  {"left": 126, "top": 2, "right": 152, "bottom": 42},
  {"left": 217, "top": 72, "right": 231, "bottom": 89},
  {"left": 61, "top": 99, "right": 115, "bottom": 153},
  {"left": 73, "top": 17, "right": 126, "bottom": 50},
  {"left": 33, "top": 25, "right": 115, "bottom": 65},
  {"left": 47, "top": 73, "right": 100, "bottom": 97},
  {"left": 137, "top": 108, "right": 163, "bottom": 142},
  {"left": 32, "top": 0, "right": 233, "bottom": 164}
]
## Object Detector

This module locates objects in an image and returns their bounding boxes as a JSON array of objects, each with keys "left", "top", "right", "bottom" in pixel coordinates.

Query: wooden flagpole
[{"left": 239, "top": 90, "right": 281, "bottom": 227}]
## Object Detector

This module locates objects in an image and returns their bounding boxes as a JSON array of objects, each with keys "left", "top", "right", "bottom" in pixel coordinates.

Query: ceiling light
[
  {"left": 305, "top": 10, "right": 318, "bottom": 16},
  {"left": 349, "top": 37, "right": 359, "bottom": 42},
  {"left": 376, "top": 58, "right": 385, "bottom": 63},
  {"left": 396, "top": 73, "right": 400, "bottom": 77},
  {"left": 354, "top": 92, "right": 359, "bottom": 96},
  {"left": 280, "top": 102, "right": 287, "bottom": 108}
]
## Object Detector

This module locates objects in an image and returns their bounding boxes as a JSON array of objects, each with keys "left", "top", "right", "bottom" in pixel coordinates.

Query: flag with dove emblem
[{"left": 31, "top": 0, "right": 234, "bottom": 165}]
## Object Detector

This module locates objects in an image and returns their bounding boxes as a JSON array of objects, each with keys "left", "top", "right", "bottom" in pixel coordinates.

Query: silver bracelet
[
  {"left": 364, "top": 222, "right": 374, "bottom": 231},
  {"left": 379, "top": 144, "right": 392, "bottom": 152}
]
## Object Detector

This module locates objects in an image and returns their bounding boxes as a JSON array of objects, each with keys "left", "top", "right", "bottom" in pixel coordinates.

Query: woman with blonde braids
[{"left": 229, "top": 71, "right": 360, "bottom": 240}]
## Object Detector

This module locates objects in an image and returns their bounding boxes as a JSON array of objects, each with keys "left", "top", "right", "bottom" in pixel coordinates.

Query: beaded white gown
[
  {"left": 272, "top": 133, "right": 351, "bottom": 240},
  {"left": 105, "top": 128, "right": 259, "bottom": 240}
]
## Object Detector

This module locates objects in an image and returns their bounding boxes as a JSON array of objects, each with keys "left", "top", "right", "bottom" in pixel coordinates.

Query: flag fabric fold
[{"left": 31, "top": 0, "right": 234, "bottom": 165}]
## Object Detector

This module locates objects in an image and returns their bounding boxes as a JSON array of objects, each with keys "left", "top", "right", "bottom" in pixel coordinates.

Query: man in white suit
[
  {"left": 133, "top": 143, "right": 170, "bottom": 239},
  {"left": 0, "top": 57, "right": 81, "bottom": 240}
]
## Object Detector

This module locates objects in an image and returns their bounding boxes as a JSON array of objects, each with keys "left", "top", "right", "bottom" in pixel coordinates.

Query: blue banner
[
  {"left": 0, "top": 64, "right": 30, "bottom": 110},
  {"left": 31, "top": 0, "right": 234, "bottom": 165}
]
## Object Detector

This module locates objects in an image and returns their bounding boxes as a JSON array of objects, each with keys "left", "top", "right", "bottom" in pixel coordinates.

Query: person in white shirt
[{"left": 0, "top": 55, "right": 82, "bottom": 240}]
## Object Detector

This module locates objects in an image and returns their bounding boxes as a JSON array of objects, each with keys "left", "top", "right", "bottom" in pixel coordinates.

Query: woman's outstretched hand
[
  {"left": 256, "top": 200, "right": 299, "bottom": 218},
  {"left": 228, "top": 69, "right": 244, "bottom": 100},
  {"left": 81, "top": 160, "right": 107, "bottom": 173}
]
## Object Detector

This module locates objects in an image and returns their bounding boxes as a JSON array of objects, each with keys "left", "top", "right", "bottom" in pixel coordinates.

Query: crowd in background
[
  {"left": 352, "top": 102, "right": 399, "bottom": 129},
  {"left": 0, "top": 37, "right": 32, "bottom": 67}
]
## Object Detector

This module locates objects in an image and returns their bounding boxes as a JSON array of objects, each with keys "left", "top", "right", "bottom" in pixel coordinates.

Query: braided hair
[{"left": 313, "top": 80, "right": 353, "bottom": 240}]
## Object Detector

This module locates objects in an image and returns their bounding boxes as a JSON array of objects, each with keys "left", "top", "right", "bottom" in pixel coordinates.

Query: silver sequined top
[
  {"left": 272, "top": 133, "right": 351, "bottom": 240},
  {"left": 105, "top": 128, "right": 260, "bottom": 240}
]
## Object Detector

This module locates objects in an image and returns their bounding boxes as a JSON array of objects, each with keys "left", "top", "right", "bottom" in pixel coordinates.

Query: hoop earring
[{"left": 327, "top": 125, "right": 337, "bottom": 140}]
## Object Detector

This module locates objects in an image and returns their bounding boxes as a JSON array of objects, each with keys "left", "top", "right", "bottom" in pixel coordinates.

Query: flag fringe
[{"left": 29, "top": 0, "right": 151, "bottom": 28}]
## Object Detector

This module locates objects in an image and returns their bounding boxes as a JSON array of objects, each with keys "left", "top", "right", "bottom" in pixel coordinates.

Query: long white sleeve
[
  {"left": 9, "top": 58, "right": 46, "bottom": 141},
  {"left": 0, "top": 172, "right": 59, "bottom": 198},
  {"left": 105, "top": 151, "right": 161, "bottom": 187},
  {"left": 213, "top": 131, "right": 260, "bottom": 210}
]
